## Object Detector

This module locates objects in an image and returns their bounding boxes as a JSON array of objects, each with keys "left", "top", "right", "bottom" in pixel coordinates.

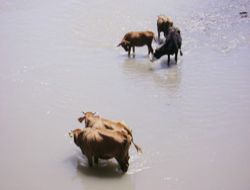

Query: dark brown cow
[
  {"left": 117, "top": 31, "right": 154, "bottom": 56},
  {"left": 78, "top": 112, "right": 142, "bottom": 153},
  {"left": 69, "top": 128, "right": 131, "bottom": 172},
  {"left": 157, "top": 15, "right": 173, "bottom": 40}
]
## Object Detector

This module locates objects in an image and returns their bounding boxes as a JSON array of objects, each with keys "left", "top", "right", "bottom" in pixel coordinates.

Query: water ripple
[{"left": 181, "top": 0, "right": 250, "bottom": 53}]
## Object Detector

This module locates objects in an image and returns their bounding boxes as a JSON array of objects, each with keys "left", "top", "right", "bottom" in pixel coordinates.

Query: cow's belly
[
  {"left": 98, "top": 154, "right": 114, "bottom": 159},
  {"left": 132, "top": 42, "right": 147, "bottom": 47}
]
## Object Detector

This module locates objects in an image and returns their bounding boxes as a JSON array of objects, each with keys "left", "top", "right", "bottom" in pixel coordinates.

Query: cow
[
  {"left": 69, "top": 127, "right": 131, "bottom": 172},
  {"left": 78, "top": 112, "right": 104, "bottom": 129},
  {"left": 157, "top": 15, "right": 173, "bottom": 40},
  {"left": 153, "top": 27, "right": 183, "bottom": 65},
  {"left": 78, "top": 112, "right": 142, "bottom": 153},
  {"left": 117, "top": 31, "right": 154, "bottom": 56}
]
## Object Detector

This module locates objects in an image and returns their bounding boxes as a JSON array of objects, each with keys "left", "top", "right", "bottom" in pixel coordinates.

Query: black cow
[{"left": 153, "top": 27, "right": 183, "bottom": 65}]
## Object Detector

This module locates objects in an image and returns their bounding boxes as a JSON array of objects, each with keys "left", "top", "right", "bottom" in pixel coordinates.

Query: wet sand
[{"left": 0, "top": 0, "right": 250, "bottom": 189}]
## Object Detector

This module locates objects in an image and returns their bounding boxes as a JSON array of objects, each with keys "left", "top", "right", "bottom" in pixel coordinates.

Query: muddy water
[{"left": 1, "top": 0, "right": 250, "bottom": 190}]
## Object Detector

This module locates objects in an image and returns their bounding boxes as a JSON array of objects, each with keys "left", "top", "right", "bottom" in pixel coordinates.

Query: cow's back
[
  {"left": 102, "top": 118, "right": 131, "bottom": 134},
  {"left": 165, "top": 27, "right": 181, "bottom": 54},
  {"left": 81, "top": 128, "right": 131, "bottom": 159},
  {"left": 124, "top": 31, "right": 154, "bottom": 46}
]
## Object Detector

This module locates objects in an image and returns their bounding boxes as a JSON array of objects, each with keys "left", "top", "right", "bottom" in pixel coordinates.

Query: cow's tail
[
  {"left": 180, "top": 48, "right": 183, "bottom": 56},
  {"left": 177, "top": 41, "right": 183, "bottom": 56},
  {"left": 132, "top": 138, "right": 142, "bottom": 153}
]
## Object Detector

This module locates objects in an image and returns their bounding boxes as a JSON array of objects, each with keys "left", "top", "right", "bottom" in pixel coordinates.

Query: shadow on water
[
  {"left": 152, "top": 57, "right": 181, "bottom": 69},
  {"left": 121, "top": 56, "right": 182, "bottom": 92},
  {"left": 68, "top": 153, "right": 124, "bottom": 178},
  {"left": 76, "top": 158, "right": 124, "bottom": 178}
]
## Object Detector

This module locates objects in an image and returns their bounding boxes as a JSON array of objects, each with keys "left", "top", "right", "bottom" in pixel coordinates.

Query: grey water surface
[{"left": 1, "top": 0, "right": 250, "bottom": 190}]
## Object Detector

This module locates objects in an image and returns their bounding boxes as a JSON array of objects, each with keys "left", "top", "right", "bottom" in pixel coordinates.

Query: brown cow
[
  {"left": 78, "top": 112, "right": 142, "bottom": 153},
  {"left": 157, "top": 15, "right": 173, "bottom": 40},
  {"left": 69, "top": 127, "right": 131, "bottom": 172},
  {"left": 78, "top": 112, "right": 104, "bottom": 129},
  {"left": 117, "top": 31, "right": 154, "bottom": 56}
]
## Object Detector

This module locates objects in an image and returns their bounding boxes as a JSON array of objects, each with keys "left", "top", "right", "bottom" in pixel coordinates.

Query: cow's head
[
  {"left": 117, "top": 40, "right": 130, "bottom": 52},
  {"left": 69, "top": 128, "right": 82, "bottom": 138},
  {"left": 69, "top": 128, "right": 84, "bottom": 147},
  {"left": 153, "top": 45, "right": 165, "bottom": 59},
  {"left": 78, "top": 111, "right": 96, "bottom": 123},
  {"left": 78, "top": 111, "right": 98, "bottom": 128}
]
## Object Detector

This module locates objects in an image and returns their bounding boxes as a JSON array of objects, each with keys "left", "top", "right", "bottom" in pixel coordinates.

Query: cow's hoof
[{"left": 120, "top": 164, "right": 129, "bottom": 173}]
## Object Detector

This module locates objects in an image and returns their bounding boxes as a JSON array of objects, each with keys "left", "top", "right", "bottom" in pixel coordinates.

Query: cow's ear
[{"left": 78, "top": 116, "right": 85, "bottom": 123}]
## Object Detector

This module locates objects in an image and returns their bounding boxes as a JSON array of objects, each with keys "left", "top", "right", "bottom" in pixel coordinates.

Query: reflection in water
[{"left": 122, "top": 56, "right": 182, "bottom": 98}]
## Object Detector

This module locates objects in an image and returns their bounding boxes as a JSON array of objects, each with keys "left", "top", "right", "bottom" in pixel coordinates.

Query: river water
[{"left": 0, "top": 0, "right": 250, "bottom": 190}]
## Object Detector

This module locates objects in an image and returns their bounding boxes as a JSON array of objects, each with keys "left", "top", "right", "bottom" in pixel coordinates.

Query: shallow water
[{"left": 1, "top": 0, "right": 250, "bottom": 189}]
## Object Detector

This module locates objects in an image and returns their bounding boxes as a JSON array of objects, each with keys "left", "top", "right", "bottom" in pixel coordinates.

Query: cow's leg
[
  {"left": 164, "top": 28, "right": 169, "bottom": 38},
  {"left": 167, "top": 54, "right": 170, "bottom": 66},
  {"left": 94, "top": 156, "right": 99, "bottom": 165},
  {"left": 116, "top": 153, "right": 129, "bottom": 173},
  {"left": 116, "top": 158, "right": 128, "bottom": 173},
  {"left": 175, "top": 51, "right": 178, "bottom": 64},
  {"left": 133, "top": 46, "right": 135, "bottom": 54},
  {"left": 87, "top": 156, "right": 93, "bottom": 167},
  {"left": 128, "top": 46, "right": 131, "bottom": 56},
  {"left": 157, "top": 27, "right": 160, "bottom": 41},
  {"left": 147, "top": 44, "right": 153, "bottom": 55},
  {"left": 163, "top": 26, "right": 168, "bottom": 38},
  {"left": 147, "top": 45, "right": 150, "bottom": 55}
]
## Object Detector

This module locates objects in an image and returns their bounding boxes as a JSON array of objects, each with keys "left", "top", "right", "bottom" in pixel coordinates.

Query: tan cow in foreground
[
  {"left": 117, "top": 31, "right": 154, "bottom": 56},
  {"left": 78, "top": 112, "right": 142, "bottom": 153},
  {"left": 69, "top": 128, "right": 131, "bottom": 172},
  {"left": 157, "top": 15, "right": 173, "bottom": 39}
]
